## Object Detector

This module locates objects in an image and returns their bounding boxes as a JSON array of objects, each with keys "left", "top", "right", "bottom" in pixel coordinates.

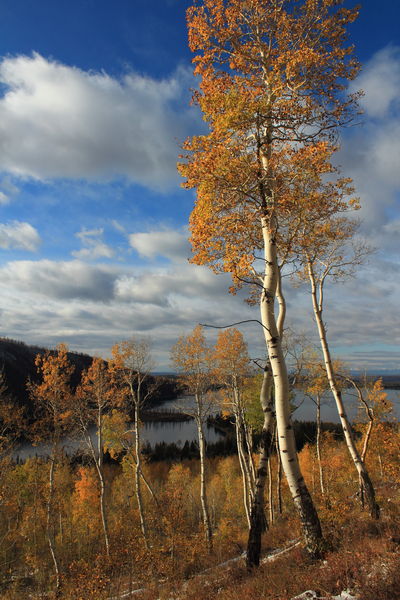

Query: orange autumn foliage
[{"left": 180, "top": 0, "right": 361, "bottom": 291}]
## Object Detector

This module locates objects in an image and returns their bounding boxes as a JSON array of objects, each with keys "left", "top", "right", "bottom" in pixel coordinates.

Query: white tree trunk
[
  {"left": 134, "top": 402, "right": 149, "bottom": 548},
  {"left": 196, "top": 404, "right": 213, "bottom": 552},
  {"left": 315, "top": 395, "right": 326, "bottom": 500},
  {"left": 261, "top": 216, "right": 322, "bottom": 557},
  {"left": 47, "top": 453, "right": 61, "bottom": 594},
  {"left": 276, "top": 433, "right": 282, "bottom": 516},
  {"left": 85, "top": 409, "right": 110, "bottom": 557},
  {"left": 307, "top": 259, "right": 379, "bottom": 519},
  {"left": 97, "top": 410, "right": 110, "bottom": 558},
  {"left": 246, "top": 364, "right": 274, "bottom": 567},
  {"left": 235, "top": 414, "right": 251, "bottom": 527},
  {"left": 268, "top": 456, "right": 273, "bottom": 525}
]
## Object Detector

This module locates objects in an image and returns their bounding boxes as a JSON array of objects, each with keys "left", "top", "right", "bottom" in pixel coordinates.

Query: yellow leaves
[
  {"left": 182, "top": 0, "right": 361, "bottom": 295},
  {"left": 171, "top": 325, "right": 211, "bottom": 383},
  {"left": 29, "top": 344, "right": 74, "bottom": 438},
  {"left": 102, "top": 409, "right": 130, "bottom": 458},
  {"left": 213, "top": 328, "right": 250, "bottom": 384}
]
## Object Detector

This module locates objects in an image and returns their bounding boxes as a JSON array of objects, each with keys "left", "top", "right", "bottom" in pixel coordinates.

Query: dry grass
[{"left": 146, "top": 512, "right": 400, "bottom": 600}]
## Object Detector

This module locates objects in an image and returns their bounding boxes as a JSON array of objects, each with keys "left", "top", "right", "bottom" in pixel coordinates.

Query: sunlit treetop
[
  {"left": 180, "top": 0, "right": 361, "bottom": 292},
  {"left": 187, "top": 0, "right": 361, "bottom": 139}
]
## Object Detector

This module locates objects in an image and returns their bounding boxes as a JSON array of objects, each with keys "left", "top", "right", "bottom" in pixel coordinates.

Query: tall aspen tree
[
  {"left": 75, "top": 357, "right": 114, "bottom": 557},
  {"left": 213, "top": 328, "right": 255, "bottom": 526},
  {"left": 171, "top": 326, "right": 214, "bottom": 552},
  {"left": 110, "top": 339, "right": 154, "bottom": 548},
  {"left": 299, "top": 221, "right": 380, "bottom": 519},
  {"left": 179, "top": 0, "right": 362, "bottom": 558},
  {"left": 28, "top": 344, "right": 74, "bottom": 594}
]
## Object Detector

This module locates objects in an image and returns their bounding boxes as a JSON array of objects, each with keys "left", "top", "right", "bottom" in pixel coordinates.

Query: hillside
[{"left": 0, "top": 337, "right": 180, "bottom": 418}]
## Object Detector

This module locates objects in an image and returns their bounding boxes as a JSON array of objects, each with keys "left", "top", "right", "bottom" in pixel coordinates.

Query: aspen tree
[
  {"left": 110, "top": 338, "right": 155, "bottom": 548},
  {"left": 299, "top": 219, "right": 380, "bottom": 519},
  {"left": 213, "top": 328, "right": 255, "bottom": 526},
  {"left": 75, "top": 357, "right": 114, "bottom": 557},
  {"left": 180, "top": 0, "right": 361, "bottom": 558},
  {"left": 28, "top": 344, "right": 74, "bottom": 594},
  {"left": 171, "top": 326, "right": 214, "bottom": 552}
]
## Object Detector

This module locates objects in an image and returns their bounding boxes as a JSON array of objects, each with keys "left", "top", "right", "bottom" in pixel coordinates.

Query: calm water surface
[{"left": 14, "top": 390, "right": 399, "bottom": 461}]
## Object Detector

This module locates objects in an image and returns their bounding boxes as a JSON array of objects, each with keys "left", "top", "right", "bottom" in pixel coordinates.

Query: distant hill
[{"left": 0, "top": 337, "right": 181, "bottom": 419}]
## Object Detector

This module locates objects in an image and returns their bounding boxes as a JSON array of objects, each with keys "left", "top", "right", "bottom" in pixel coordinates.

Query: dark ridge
[{"left": 0, "top": 337, "right": 181, "bottom": 420}]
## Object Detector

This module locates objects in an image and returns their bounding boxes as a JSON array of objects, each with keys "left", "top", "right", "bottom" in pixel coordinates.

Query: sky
[{"left": 0, "top": 0, "right": 398, "bottom": 372}]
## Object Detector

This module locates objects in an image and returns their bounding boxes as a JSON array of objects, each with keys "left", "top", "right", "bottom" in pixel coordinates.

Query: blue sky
[{"left": 0, "top": 0, "right": 399, "bottom": 371}]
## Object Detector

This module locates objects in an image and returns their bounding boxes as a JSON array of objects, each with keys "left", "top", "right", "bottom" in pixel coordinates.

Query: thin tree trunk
[
  {"left": 196, "top": 408, "right": 213, "bottom": 552},
  {"left": 307, "top": 258, "right": 379, "bottom": 519},
  {"left": 315, "top": 394, "right": 326, "bottom": 498},
  {"left": 243, "top": 421, "right": 256, "bottom": 485},
  {"left": 134, "top": 402, "right": 149, "bottom": 548},
  {"left": 348, "top": 378, "right": 374, "bottom": 506},
  {"left": 129, "top": 450, "right": 160, "bottom": 508},
  {"left": 268, "top": 456, "right": 273, "bottom": 524},
  {"left": 234, "top": 385, "right": 255, "bottom": 512},
  {"left": 276, "top": 433, "right": 282, "bottom": 516},
  {"left": 346, "top": 378, "right": 374, "bottom": 464},
  {"left": 237, "top": 402, "right": 255, "bottom": 511},
  {"left": 236, "top": 415, "right": 251, "bottom": 527},
  {"left": 246, "top": 365, "right": 274, "bottom": 568},
  {"left": 47, "top": 453, "right": 61, "bottom": 594},
  {"left": 262, "top": 216, "right": 322, "bottom": 558},
  {"left": 85, "top": 412, "right": 110, "bottom": 557},
  {"left": 97, "top": 409, "right": 110, "bottom": 557}
]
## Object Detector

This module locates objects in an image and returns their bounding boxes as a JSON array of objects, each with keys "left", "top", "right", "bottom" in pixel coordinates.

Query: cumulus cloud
[
  {"left": 0, "top": 254, "right": 257, "bottom": 368},
  {"left": 340, "top": 46, "right": 400, "bottom": 229},
  {"left": 0, "top": 53, "right": 197, "bottom": 189},
  {"left": 0, "top": 221, "right": 41, "bottom": 251},
  {"left": 352, "top": 46, "right": 400, "bottom": 118},
  {"left": 115, "top": 263, "right": 231, "bottom": 305},
  {"left": 129, "top": 228, "right": 191, "bottom": 263},
  {"left": 72, "top": 228, "right": 115, "bottom": 260},
  {"left": 0, "top": 176, "right": 19, "bottom": 205},
  {"left": 0, "top": 260, "right": 117, "bottom": 301}
]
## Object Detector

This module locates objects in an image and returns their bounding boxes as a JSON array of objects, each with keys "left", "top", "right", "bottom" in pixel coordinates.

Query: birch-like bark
[
  {"left": 246, "top": 364, "right": 274, "bottom": 567},
  {"left": 307, "top": 258, "right": 379, "bottom": 519},
  {"left": 235, "top": 414, "right": 251, "bottom": 527},
  {"left": 129, "top": 450, "right": 160, "bottom": 508},
  {"left": 236, "top": 394, "right": 255, "bottom": 515},
  {"left": 268, "top": 456, "right": 273, "bottom": 524},
  {"left": 244, "top": 421, "right": 256, "bottom": 484},
  {"left": 47, "top": 452, "right": 61, "bottom": 594},
  {"left": 134, "top": 401, "right": 149, "bottom": 548},
  {"left": 97, "top": 407, "right": 110, "bottom": 557},
  {"left": 81, "top": 404, "right": 111, "bottom": 557},
  {"left": 345, "top": 378, "right": 374, "bottom": 464},
  {"left": 346, "top": 378, "right": 374, "bottom": 506},
  {"left": 262, "top": 216, "right": 322, "bottom": 557},
  {"left": 276, "top": 433, "right": 282, "bottom": 516},
  {"left": 315, "top": 394, "right": 326, "bottom": 499},
  {"left": 195, "top": 399, "right": 213, "bottom": 552}
]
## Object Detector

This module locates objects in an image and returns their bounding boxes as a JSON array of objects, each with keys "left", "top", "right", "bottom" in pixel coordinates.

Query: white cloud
[
  {"left": 72, "top": 228, "right": 115, "bottom": 260},
  {"left": 0, "top": 175, "right": 20, "bottom": 205},
  {"left": 352, "top": 46, "right": 400, "bottom": 118},
  {"left": 0, "top": 259, "right": 117, "bottom": 301},
  {"left": 0, "top": 255, "right": 258, "bottom": 368},
  {"left": 129, "top": 227, "right": 191, "bottom": 263},
  {"left": 0, "top": 247, "right": 399, "bottom": 370},
  {"left": 0, "top": 53, "right": 198, "bottom": 189},
  {"left": 0, "top": 221, "right": 41, "bottom": 251},
  {"left": 340, "top": 46, "right": 400, "bottom": 230}
]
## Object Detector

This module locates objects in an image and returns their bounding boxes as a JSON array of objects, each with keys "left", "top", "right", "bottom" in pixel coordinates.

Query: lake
[{"left": 13, "top": 389, "right": 399, "bottom": 461}]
